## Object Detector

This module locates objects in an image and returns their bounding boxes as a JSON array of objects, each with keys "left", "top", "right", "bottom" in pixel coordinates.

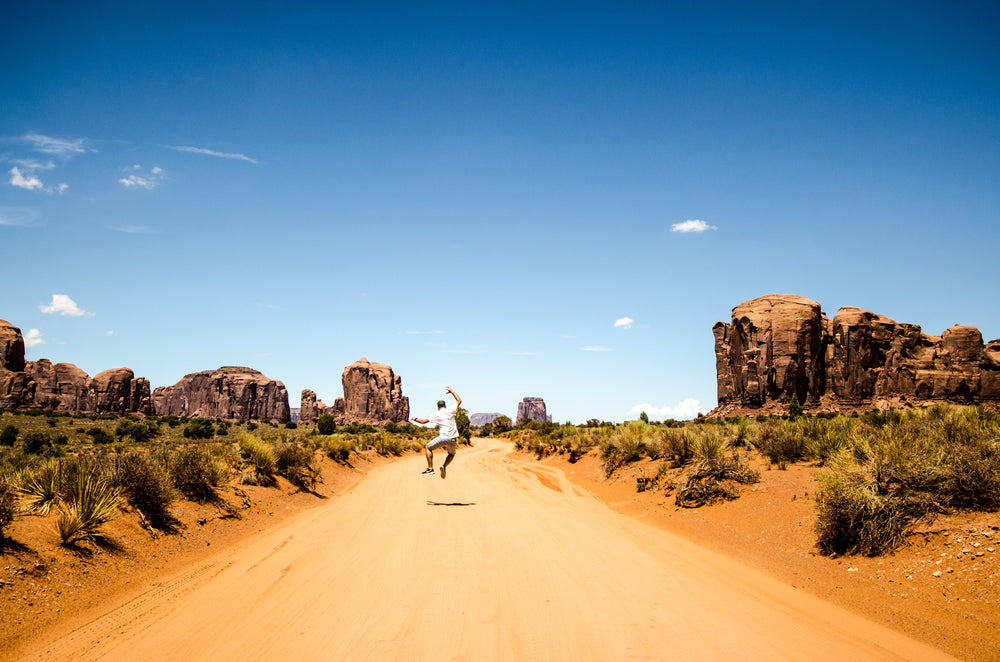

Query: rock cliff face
[
  {"left": 331, "top": 358, "right": 409, "bottom": 424},
  {"left": 516, "top": 397, "right": 551, "bottom": 423},
  {"left": 0, "top": 319, "right": 151, "bottom": 414},
  {"left": 299, "top": 388, "right": 332, "bottom": 423},
  {"left": 470, "top": 412, "right": 504, "bottom": 427},
  {"left": 152, "top": 367, "right": 290, "bottom": 421},
  {"left": 713, "top": 294, "right": 1000, "bottom": 414}
]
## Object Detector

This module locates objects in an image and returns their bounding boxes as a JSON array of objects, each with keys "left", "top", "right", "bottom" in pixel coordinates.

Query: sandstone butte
[
  {"left": 712, "top": 293, "right": 1000, "bottom": 415},
  {"left": 1, "top": 318, "right": 287, "bottom": 421},
  {"left": 517, "top": 396, "right": 551, "bottom": 424},
  {"left": 300, "top": 357, "right": 409, "bottom": 425}
]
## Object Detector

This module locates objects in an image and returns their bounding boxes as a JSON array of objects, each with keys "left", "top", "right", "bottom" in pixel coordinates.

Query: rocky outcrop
[
  {"left": 331, "top": 358, "right": 409, "bottom": 424},
  {"left": 0, "top": 320, "right": 151, "bottom": 414},
  {"left": 470, "top": 412, "right": 504, "bottom": 426},
  {"left": 516, "top": 397, "right": 551, "bottom": 423},
  {"left": 713, "top": 294, "right": 1000, "bottom": 414},
  {"left": 152, "top": 367, "right": 290, "bottom": 421},
  {"left": 299, "top": 388, "right": 332, "bottom": 423}
]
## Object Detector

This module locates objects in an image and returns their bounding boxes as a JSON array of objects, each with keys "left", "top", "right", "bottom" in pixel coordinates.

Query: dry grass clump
[
  {"left": 170, "top": 445, "right": 227, "bottom": 500},
  {"left": 274, "top": 440, "right": 320, "bottom": 491},
  {"left": 600, "top": 421, "right": 658, "bottom": 477},
  {"left": 0, "top": 475, "right": 16, "bottom": 538},
  {"left": 17, "top": 459, "right": 64, "bottom": 515},
  {"left": 112, "top": 451, "right": 176, "bottom": 530},
  {"left": 238, "top": 432, "right": 277, "bottom": 487},
  {"left": 319, "top": 435, "right": 354, "bottom": 464}
]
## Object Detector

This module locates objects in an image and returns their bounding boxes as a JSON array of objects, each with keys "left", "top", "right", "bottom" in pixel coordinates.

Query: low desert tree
[
  {"left": 316, "top": 413, "right": 337, "bottom": 435},
  {"left": 456, "top": 407, "right": 471, "bottom": 443},
  {"left": 183, "top": 417, "right": 215, "bottom": 440},
  {"left": 492, "top": 416, "right": 513, "bottom": 434}
]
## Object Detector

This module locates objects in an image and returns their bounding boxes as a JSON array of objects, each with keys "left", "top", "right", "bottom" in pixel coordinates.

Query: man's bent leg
[{"left": 425, "top": 445, "right": 434, "bottom": 469}]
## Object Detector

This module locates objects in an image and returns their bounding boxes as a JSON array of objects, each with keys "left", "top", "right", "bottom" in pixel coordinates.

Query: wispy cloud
[
  {"left": 9, "top": 167, "right": 43, "bottom": 190},
  {"left": 119, "top": 165, "right": 164, "bottom": 189},
  {"left": 40, "top": 294, "right": 93, "bottom": 317},
  {"left": 581, "top": 345, "right": 612, "bottom": 352},
  {"left": 23, "top": 328, "right": 45, "bottom": 347},
  {"left": 0, "top": 207, "right": 39, "bottom": 226},
  {"left": 165, "top": 145, "right": 258, "bottom": 164},
  {"left": 110, "top": 224, "right": 155, "bottom": 234},
  {"left": 22, "top": 133, "right": 92, "bottom": 158},
  {"left": 671, "top": 219, "right": 717, "bottom": 233},
  {"left": 628, "top": 398, "right": 702, "bottom": 420},
  {"left": 614, "top": 317, "right": 634, "bottom": 329}
]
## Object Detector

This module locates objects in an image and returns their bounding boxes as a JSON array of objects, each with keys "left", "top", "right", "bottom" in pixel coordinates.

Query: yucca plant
[
  {"left": 18, "top": 459, "right": 64, "bottom": 515},
  {"left": 56, "top": 463, "right": 121, "bottom": 545}
]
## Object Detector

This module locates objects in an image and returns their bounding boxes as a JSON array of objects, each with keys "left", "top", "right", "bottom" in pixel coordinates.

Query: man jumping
[{"left": 411, "top": 386, "right": 461, "bottom": 479}]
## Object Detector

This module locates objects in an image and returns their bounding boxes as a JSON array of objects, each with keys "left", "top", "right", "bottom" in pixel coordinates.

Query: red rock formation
[
  {"left": 331, "top": 358, "right": 409, "bottom": 424},
  {"left": 299, "top": 388, "right": 331, "bottom": 423},
  {"left": 516, "top": 397, "right": 551, "bottom": 423},
  {"left": 152, "top": 367, "right": 290, "bottom": 421},
  {"left": 713, "top": 294, "right": 1000, "bottom": 414},
  {"left": 0, "top": 319, "right": 26, "bottom": 373}
]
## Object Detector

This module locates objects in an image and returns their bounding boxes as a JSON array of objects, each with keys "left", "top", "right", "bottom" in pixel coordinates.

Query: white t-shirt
[{"left": 428, "top": 403, "right": 459, "bottom": 439}]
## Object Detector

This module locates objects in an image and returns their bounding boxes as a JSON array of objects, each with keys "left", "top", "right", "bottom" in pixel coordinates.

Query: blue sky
[{"left": 2, "top": 2, "right": 999, "bottom": 423}]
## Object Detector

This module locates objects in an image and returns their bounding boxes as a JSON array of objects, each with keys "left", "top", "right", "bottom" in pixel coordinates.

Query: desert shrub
[
  {"left": 0, "top": 424, "right": 18, "bottom": 447},
  {"left": 814, "top": 470, "right": 929, "bottom": 556},
  {"left": 316, "top": 414, "right": 336, "bottom": 435},
  {"left": 274, "top": 441, "right": 319, "bottom": 490},
  {"left": 284, "top": 421, "right": 297, "bottom": 430},
  {"left": 691, "top": 429, "right": 729, "bottom": 464},
  {"left": 183, "top": 417, "right": 215, "bottom": 440},
  {"left": 492, "top": 416, "right": 513, "bottom": 434},
  {"left": 0, "top": 476, "right": 15, "bottom": 539},
  {"left": 754, "top": 420, "right": 808, "bottom": 468},
  {"left": 675, "top": 453, "right": 760, "bottom": 508},
  {"left": 86, "top": 427, "right": 115, "bottom": 445},
  {"left": 113, "top": 452, "right": 175, "bottom": 529},
  {"left": 372, "top": 432, "right": 407, "bottom": 457},
  {"left": 22, "top": 431, "right": 52, "bottom": 455},
  {"left": 600, "top": 421, "right": 656, "bottom": 477},
  {"left": 636, "top": 463, "right": 673, "bottom": 494},
  {"left": 861, "top": 408, "right": 905, "bottom": 428},
  {"left": 659, "top": 428, "right": 696, "bottom": 467},
  {"left": 238, "top": 433, "right": 276, "bottom": 486},
  {"left": 321, "top": 436, "right": 353, "bottom": 463},
  {"left": 18, "top": 459, "right": 65, "bottom": 515},
  {"left": 115, "top": 419, "right": 160, "bottom": 443},
  {"left": 56, "top": 461, "right": 121, "bottom": 545},
  {"left": 170, "top": 446, "right": 221, "bottom": 501},
  {"left": 802, "top": 416, "right": 855, "bottom": 466}
]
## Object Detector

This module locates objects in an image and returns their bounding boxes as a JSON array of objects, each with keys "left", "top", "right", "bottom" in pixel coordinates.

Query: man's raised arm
[{"left": 446, "top": 386, "right": 462, "bottom": 408}]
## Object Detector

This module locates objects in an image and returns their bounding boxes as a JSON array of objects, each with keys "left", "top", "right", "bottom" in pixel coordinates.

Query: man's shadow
[{"left": 426, "top": 501, "right": 476, "bottom": 506}]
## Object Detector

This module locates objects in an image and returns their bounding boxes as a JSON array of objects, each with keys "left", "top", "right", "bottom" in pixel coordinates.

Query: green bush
[
  {"left": 56, "top": 461, "right": 121, "bottom": 545},
  {"left": 18, "top": 459, "right": 65, "bottom": 515},
  {"left": 170, "top": 446, "right": 220, "bottom": 501},
  {"left": 321, "top": 436, "right": 353, "bottom": 463},
  {"left": 114, "top": 452, "right": 175, "bottom": 530},
  {"left": 0, "top": 425, "right": 18, "bottom": 447},
  {"left": 316, "top": 414, "right": 336, "bottom": 435},
  {"left": 754, "top": 420, "right": 808, "bottom": 468},
  {"left": 274, "top": 442, "right": 319, "bottom": 490},
  {"left": 238, "top": 433, "right": 276, "bottom": 486},
  {"left": 183, "top": 417, "right": 215, "bottom": 439},
  {"left": 87, "top": 427, "right": 115, "bottom": 444},
  {"left": 600, "top": 421, "right": 656, "bottom": 477},
  {"left": 492, "top": 416, "right": 513, "bottom": 434},
  {"left": 115, "top": 419, "right": 160, "bottom": 443}
]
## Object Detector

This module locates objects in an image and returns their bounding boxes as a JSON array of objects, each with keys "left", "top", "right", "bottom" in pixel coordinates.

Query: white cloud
[
  {"left": 23, "top": 328, "right": 45, "bottom": 347},
  {"left": 0, "top": 207, "right": 38, "bottom": 226},
  {"left": 22, "top": 133, "right": 92, "bottom": 158},
  {"left": 40, "top": 294, "right": 93, "bottom": 317},
  {"left": 165, "top": 145, "right": 258, "bottom": 164},
  {"left": 119, "top": 165, "right": 164, "bottom": 189},
  {"left": 581, "top": 345, "right": 612, "bottom": 352},
  {"left": 56, "top": 183, "right": 68, "bottom": 194},
  {"left": 671, "top": 219, "right": 717, "bottom": 233},
  {"left": 614, "top": 317, "right": 634, "bottom": 329},
  {"left": 9, "top": 167, "right": 44, "bottom": 190},
  {"left": 628, "top": 398, "right": 703, "bottom": 421},
  {"left": 13, "top": 159, "right": 55, "bottom": 170}
]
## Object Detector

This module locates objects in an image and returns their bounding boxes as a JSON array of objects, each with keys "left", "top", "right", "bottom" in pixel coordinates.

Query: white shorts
[{"left": 427, "top": 435, "right": 457, "bottom": 454}]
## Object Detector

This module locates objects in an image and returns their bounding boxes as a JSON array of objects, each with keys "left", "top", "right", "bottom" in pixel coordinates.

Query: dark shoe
[
  {"left": 421, "top": 468, "right": 434, "bottom": 476},
  {"left": 440, "top": 465, "right": 447, "bottom": 479}
]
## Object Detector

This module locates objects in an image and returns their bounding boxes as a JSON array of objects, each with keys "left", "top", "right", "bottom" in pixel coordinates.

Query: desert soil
[{"left": 2, "top": 438, "right": 997, "bottom": 661}]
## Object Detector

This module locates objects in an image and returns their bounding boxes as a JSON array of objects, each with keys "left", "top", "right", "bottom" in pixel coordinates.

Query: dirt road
[{"left": 21, "top": 439, "right": 955, "bottom": 661}]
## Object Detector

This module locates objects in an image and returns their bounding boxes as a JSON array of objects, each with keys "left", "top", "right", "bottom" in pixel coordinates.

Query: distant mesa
[
  {"left": 470, "top": 412, "right": 504, "bottom": 427},
  {"left": 2, "top": 318, "right": 152, "bottom": 415},
  {"left": 517, "top": 397, "right": 551, "bottom": 424},
  {"left": 712, "top": 294, "right": 1000, "bottom": 415},
  {"left": 152, "top": 366, "right": 290, "bottom": 422},
  {"left": 301, "top": 358, "right": 409, "bottom": 425},
  {"left": 1, "top": 318, "right": 288, "bottom": 421}
]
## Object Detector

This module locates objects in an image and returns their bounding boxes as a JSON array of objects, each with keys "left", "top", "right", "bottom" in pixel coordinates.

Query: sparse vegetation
[{"left": 55, "top": 460, "right": 122, "bottom": 545}]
